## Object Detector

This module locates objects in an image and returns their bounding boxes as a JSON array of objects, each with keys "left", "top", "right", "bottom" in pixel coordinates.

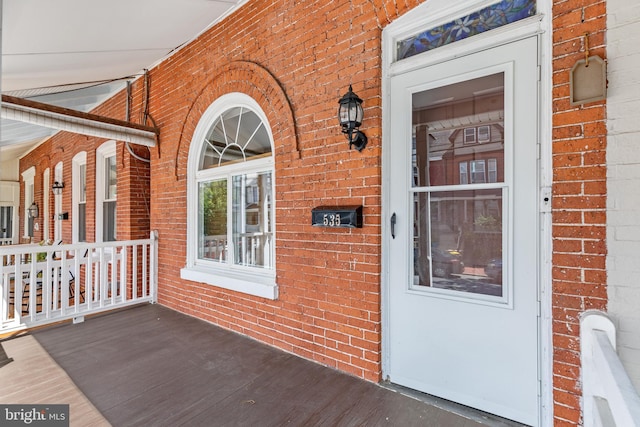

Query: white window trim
[
  {"left": 96, "top": 141, "right": 116, "bottom": 242},
  {"left": 180, "top": 93, "right": 277, "bottom": 300},
  {"left": 43, "top": 168, "right": 50, "bottom": 241},
  {"left": 21, "top": 166, "right": 36, "bottom": 238},
  {"left": 478, "top": 125, "right": 491, "bottom": 142},
  {"left": 463, "top": 127, "right": 476, "bottom": 144},
  {"left": 54, "top": 162, "right": 63, "bottom": 242},
  {"left": 72, "top": 152, "right": 87, "bottom": 243}
]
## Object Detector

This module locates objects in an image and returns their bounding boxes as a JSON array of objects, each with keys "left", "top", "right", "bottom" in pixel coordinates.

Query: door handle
[{"left": 390, "top": 213, "right": 396, "bottom": 239}]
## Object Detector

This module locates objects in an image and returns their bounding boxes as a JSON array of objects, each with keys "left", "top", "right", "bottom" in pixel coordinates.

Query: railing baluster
[
  {"left": 29, "top": 253, "right": 38, "bottom": 322},
  {"left": 120, "top": 246, "right": 127, "bottom": 303},
  {"left": 99, "top": 247, "right": 107, "bottom": 308},
  {"left": 13, "top": 262, "right": 21, "bottom": 323},
  {"left": 60, "top": 250, "right": 69, "bottom": 316},
  {"left": 142, "top": 243, "right": 148, "bottom": 299},
  {"left": 132, "top": 244, "right": 138, "bottom": 300},
  {"left": 150, "top": 231, "right": 157, "bottom": 303},
  {"left": 86, "top": 248, "right": 94, "bottom": 310}
]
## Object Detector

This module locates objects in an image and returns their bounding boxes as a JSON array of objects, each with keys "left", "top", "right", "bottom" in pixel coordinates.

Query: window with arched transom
[{"left": 181, "top": 93, "right": 277, "bottom": 299}]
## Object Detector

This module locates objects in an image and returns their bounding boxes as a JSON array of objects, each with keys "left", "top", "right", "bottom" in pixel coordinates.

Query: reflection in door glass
[
  {"left": 412, "top": 74, "right": 505, "bottom": 296},
  {"left": 413, "top": 190, "right": 503, "bottom": 296}
]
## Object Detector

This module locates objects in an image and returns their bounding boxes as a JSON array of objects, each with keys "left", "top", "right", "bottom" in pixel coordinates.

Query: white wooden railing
[
  {"left": 0, "top": 232, "right": 157, "bottom": 333},
  {"left": 581, "top": 310, "right": 640, "bottom": 426}
]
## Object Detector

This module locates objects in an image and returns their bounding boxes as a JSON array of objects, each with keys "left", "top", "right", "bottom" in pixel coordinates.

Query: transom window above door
[
  {"left": 396, "top": 0, "right": 536, "bottom": 61},
  {"left": 182, "top": 93, "right": 277, "bottom": 300}
]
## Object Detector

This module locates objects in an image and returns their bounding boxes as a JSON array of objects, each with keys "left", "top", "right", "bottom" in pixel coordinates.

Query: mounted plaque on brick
[{"left": 311, "top": 205, "right": 363, "bottom": 228}]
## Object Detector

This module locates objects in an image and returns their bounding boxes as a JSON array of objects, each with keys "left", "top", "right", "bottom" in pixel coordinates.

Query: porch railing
[
  {"left": 581, "top": 310, "right": 640, "bottom": 427},
  {"left": 0, "top": 232, "right": 158, "bottom": 333}
]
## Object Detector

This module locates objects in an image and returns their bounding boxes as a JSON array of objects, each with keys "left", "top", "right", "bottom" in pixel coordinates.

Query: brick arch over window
[{"left": 174, "top": 61, "right": 298, "bottom": 180}]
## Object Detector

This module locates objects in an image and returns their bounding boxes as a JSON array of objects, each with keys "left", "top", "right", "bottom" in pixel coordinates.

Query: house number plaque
[{"left": 311, "top": 205, "right": 363, "bottom": 228}]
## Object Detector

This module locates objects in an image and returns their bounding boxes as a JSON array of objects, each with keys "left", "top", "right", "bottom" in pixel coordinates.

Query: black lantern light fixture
[
  {"left": 28, "top": 202, "right": 39, "bottom": 219},
  {"left": 52, "top": 181, "right": 65, "bottom": 195},
  {"left": 338, "top": 85, "right": 368, "bottom": 152}
]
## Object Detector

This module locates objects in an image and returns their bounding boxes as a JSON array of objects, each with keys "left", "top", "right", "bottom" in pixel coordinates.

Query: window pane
[
  {"left": 232, "top": 172, "right": 273, "bottom": 269},
  {"left": 105, "top": 156, "right": 116, "bottom": 200},
  {"left": 413, "top": 189, "right": 503, "bottom": 296},
  {"left": 488, "top": 158, "right": 498, "bottom": 183},
  {"left": 0, "top": 207, "right": 12, "bottom": 240},
  {"left": 103, "top": 201, "right": 116, "bottom": 241},
  {"left": 199, "top": 180, "right": 228, "bottom": 261},
  {"left": 478, "top": 125, "right": 491, "bottom": 142},
  {"left": 459, "top": 162, "right": 468, "bottom": 185},
  {"left": 470, "top": 160, "right": 486, "bottom": 183},
  {"left": 464, "top": 128, "right": 476, "bottom": 144},
  {"left": 412, "top": 73, "right": 505, "bottom": 187},
  {"left": 79, "top": 164, "right": 87, "bottom": 203},
  {"left": 199, "top": 108, "right": 271, "bottom": 170},
  {"left": 78, "top": 203, "right": 86, "bottom": 242}
]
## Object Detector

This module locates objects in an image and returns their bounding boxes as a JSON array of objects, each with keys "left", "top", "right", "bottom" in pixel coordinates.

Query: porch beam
[{"left": 1, "top": 95, "right": 158, "bottom": 147}]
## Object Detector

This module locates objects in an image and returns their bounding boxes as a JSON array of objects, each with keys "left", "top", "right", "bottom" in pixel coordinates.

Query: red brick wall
[
  {"left": 19, "top": 89, "right": 151, "bottom": 244},
  {"left": 146, "top": 0, "right": 407, "bottom": 381},
  {"left": 15, "top": 0, "right": 609, "bottom": 424},
  {"left": 552, "top": 0, "right": 607, "bottom": 425}
]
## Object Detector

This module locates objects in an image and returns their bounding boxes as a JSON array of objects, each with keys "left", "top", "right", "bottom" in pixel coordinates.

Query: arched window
[{"left": 181, "top": 93, "right": 277, "bottom": 299}]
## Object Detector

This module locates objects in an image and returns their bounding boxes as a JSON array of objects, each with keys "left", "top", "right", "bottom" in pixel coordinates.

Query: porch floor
[{"left": 1, "top": 304, "right": 523, "bottom": 426}]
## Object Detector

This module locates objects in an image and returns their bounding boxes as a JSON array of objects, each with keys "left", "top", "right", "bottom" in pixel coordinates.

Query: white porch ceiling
[{"left": 1, "top": 0, "right": 245, "bottom": 160}]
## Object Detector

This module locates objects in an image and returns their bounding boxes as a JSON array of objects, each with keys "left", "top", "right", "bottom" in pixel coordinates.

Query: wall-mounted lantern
[
  {"left": 52, "top": 181, "right": 65, "bottom": 195},
  {"left": 338, "top": 85, "right": 368, "bottom": 152},
  {"left": 28, "top": 202, "right": 39, "bottom": 219}
]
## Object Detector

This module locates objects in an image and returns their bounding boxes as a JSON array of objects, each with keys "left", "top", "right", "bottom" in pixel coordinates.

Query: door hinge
[{"left": 537, "top": 65, "right": 542, "bottom": 82}]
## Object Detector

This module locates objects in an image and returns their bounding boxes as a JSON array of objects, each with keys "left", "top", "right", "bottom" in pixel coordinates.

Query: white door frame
[{"left": 381, "top": 2, "right": 554, "bottom": 425}]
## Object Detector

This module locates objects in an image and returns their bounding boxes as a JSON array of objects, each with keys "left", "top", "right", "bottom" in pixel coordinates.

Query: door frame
[{"left": 381, "top": 2, "right": 554, "bottom": 424}]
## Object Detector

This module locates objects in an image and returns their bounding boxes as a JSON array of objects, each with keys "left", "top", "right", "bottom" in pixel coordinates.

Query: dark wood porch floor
[{"left": 2, "top": 304, "right": 522, "bottom": 426}]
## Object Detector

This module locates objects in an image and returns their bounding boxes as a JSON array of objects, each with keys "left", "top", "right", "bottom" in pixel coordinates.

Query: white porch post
[{"left": 150, "top": 230, "right": 158, "bottom": 303}]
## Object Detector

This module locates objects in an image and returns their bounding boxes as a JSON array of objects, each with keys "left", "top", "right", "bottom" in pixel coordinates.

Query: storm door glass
[{"left": 412, "top": 73, "right": 505, "bottom": 296}]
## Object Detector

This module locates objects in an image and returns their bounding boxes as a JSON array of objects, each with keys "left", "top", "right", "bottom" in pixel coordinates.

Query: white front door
[{"left": 386, "top": 36, "right": 540, "bottom": 425}]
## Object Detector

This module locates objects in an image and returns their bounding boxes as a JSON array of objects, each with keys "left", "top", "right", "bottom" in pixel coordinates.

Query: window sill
[{"left": 180, "top": 265, "right": 278, "bottom": 300}]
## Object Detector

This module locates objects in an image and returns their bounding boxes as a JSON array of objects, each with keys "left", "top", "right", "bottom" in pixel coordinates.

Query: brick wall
[
  {"left": 552, "top": 0, "right": 607, "bottom": 425},
  {"left": 19, "top": 89, "right": 151, "bottom": 244},
  {"left": 145, "top": 0, "right": 413, "bottom": 381},
  {"left": 14, "top": 0, "right": 613, "bottom": 424}
]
